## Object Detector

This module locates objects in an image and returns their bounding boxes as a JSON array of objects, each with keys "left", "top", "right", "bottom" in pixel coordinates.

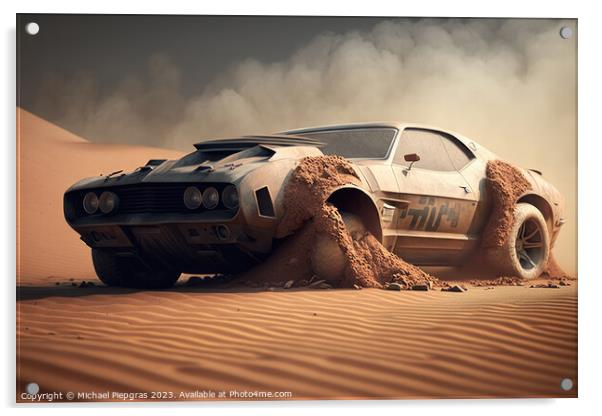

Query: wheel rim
[{"left": 515, "top": 218, "right": 545, "bottom": 270}]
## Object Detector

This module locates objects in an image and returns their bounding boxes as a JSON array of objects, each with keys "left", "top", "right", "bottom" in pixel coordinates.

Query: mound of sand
[
  {"left": 542, "top": 255, "right": 574, "bottom": 280},
  {"left": 243, "top": 156, "right": 434, "bottom": 289},
  {"left": 17, "top": 108, "right": 184, "bottom": 283},
  {"left": 481, "top": 160, "right": 532, "bottom": 248},
  {"left": 276, "top": 155, "right": 361, "bottom": 236},
  {"left": 479, "top": 160, "right": 570, "bottom": 279}
]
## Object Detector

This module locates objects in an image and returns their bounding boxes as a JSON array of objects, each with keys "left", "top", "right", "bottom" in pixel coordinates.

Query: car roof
[{"left": 281, "top": 121, "right": 485, "bottom": 156}]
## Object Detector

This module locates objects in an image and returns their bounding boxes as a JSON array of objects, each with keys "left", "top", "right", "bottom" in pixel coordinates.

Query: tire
[
  {"left": 486, "top": 203, "right": 550, "bottom": 279},
  {"left": 310, "top": 211, "right": 368, "bottom": 282},
  {"left": 92, "top": 249, "right": 181, "bottom": 289}
]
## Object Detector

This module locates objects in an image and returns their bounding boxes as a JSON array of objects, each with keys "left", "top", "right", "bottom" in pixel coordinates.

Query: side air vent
[{"left": 255, "top": 186, "right": 275, "bottom": 217}]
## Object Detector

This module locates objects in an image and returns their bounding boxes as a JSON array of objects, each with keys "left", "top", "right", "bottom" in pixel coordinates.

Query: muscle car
[{"left": 63, "top": 123, "right": 565, "bottom": 288}]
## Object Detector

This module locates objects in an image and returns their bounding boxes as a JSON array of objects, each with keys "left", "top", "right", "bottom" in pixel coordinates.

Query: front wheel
[
  {"left": 92, "top": 249, "right": 181, "bottom": 289},
  {"left": 310, "top": 211, "right": 368, "bottom": 283},
  {"left": 486, "top": 203, "right": 550, "bottom": 279}
]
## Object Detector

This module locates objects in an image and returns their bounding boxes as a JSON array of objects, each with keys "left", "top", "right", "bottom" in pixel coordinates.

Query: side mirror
[
  {"left": 404, "top": 153, "right": 420, "bottom": 163},
  {"left": 404, "top": 153, "right": 420, "bottom": 171}
]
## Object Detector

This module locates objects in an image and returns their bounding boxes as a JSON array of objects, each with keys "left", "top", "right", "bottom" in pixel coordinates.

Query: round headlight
[
  {"left": 183, "top": 186, "right": 202, "bottom": 210},
  {"left": 99, "top": 191, "right": 119, "bottom": 214},
  {"left": 202, "top": 187, "right": 219, "bottom": 209},
  {"left": 222, "top": 185, "right": 239, "bottom": 210},
  {"left": 82, "top": 192, "right": 99, "bottom": 214}
]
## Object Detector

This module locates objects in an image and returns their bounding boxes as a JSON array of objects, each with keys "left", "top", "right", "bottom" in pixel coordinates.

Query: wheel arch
[
  {"left": 517, "top": 193, "right": 554, "bottom": 233},
  {"left": 326, "top": 185, "right": 383, "bottom": 242}
]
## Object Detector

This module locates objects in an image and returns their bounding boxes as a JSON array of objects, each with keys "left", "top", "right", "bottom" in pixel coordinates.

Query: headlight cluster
[
  {"left": 182, "top": 185, "right": 239, "bottom": 210},
  {"left": 82, "top": 191, "right": 119, "bottom": 215}
]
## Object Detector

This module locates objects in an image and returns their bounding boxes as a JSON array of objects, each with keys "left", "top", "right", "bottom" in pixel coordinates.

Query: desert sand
[
  {"left": 17, "top": 283, "right": 577, "bottom": 401},
  {"left": 16, "top": 110, "right": 577, "bottom": 401}
]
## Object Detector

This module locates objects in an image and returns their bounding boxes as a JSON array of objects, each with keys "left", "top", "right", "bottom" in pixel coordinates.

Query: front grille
[
  {"left": 116, "top": 184, "right": 189, "bottom": 214},
  {"left": 68, "top": 182, "right": 233, "bottom": 217}
]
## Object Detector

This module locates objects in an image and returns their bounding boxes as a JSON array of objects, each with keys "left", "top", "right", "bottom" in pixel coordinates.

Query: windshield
[{"left": 298, "top": 128, "right": 397, "bottom": 159}]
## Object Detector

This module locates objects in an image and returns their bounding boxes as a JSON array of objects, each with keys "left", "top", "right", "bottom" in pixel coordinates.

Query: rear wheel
[
  {"left": 92, "top": 249, "right": 181, "bottom": 289},
  {"left": 486, "top": 203, "right": 550, "bottom": 279}
]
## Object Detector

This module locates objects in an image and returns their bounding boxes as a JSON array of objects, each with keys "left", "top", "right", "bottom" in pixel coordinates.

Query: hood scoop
[
  {"left": 132, "top": 159, "right": 168, "bottom": 173},
  {"left": 146, "top": 159, "right": 167, "bottom": 167},
  {"left": 194, "top": 164, "right": 214, "bottom": 173}
]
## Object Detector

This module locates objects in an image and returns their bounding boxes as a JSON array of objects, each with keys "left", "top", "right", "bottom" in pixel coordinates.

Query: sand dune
[
  {"left": 16, "top": 108, "right": 184, "bottom": 282},
  {"left": 16, "top": 284, "right": 577, "bottom": 401}
]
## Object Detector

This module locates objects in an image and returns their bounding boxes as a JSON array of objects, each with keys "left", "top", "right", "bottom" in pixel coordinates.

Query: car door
[{"left": 389, "top": 128, "right": 479, "bottom": 266}]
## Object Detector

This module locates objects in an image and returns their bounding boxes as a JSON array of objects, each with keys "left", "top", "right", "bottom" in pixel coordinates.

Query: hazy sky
[
  {"left": 16, "top": 15, "right": 577, "bottom": 273},
  {"left": 17, "top": 14, "right": 391, "bottom": 107}
]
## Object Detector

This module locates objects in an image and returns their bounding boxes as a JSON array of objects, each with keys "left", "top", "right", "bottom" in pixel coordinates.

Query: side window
[
  {"left": 394, "top": 129, "right": 455, "bottom": 171},
  {"left": 440, "top": 134, "right": 474, "bottom": 170}
]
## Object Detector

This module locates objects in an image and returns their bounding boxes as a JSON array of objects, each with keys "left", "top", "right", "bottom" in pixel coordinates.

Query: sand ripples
[{"left": 17, "top": 285, "right": 577, "bottom": 400}]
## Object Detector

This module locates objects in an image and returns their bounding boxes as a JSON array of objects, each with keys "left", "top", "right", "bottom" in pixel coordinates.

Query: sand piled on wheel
[
  {"left": 481, "top": 160, "right": 532, "bottom": 248},
  {"left": 240, "top": 156, "right": 435, "bottom": 289},
  {"left": 480, "top": 160, "right": 573, "bottom": 279},
  {"left": 542, "top": 254, "right": 575, "bottom": 280}
]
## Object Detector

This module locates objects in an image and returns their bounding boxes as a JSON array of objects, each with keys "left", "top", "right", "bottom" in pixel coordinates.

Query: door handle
[{"left": 459, "top": 185, "right": 471, "bottom": 193}]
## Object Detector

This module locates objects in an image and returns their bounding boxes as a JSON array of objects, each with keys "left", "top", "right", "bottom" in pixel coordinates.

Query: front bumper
[
  {"left": 72, "top": 212, "right": 266, "bottom": 249},
  {"left": 69, "top": 214, "right": 275, "bottom": 274}
]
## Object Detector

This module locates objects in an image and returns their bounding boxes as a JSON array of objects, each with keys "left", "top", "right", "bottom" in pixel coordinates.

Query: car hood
[{"left": 66, "top": 142, "right": 324, "bottom": 192}]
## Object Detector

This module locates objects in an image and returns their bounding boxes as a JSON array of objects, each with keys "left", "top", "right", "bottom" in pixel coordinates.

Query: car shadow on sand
[
  {"left": 17, "top": 265, "right": 499, "bottom": 301},
  {"left": 16, "top": 279, "right": 324, "bottom": 301}
]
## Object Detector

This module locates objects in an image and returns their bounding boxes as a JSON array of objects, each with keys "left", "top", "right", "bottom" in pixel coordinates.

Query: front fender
[{"left": 326, "top": 185, "right": 383, "bottom": 242}]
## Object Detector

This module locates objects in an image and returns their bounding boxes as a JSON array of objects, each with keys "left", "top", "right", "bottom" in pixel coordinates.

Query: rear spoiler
[{"left": 194, "top": 134, "right": 324, "bottom": 152}]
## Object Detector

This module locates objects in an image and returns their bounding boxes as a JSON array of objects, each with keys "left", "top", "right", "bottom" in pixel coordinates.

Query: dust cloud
[{"left": 30, "top": 18, "right": 577, "bottom": 273}]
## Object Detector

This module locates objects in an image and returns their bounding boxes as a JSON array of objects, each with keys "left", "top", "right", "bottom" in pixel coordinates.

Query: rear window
[{"left": 299, "top": 128, "right": 397, "bottom": 159}]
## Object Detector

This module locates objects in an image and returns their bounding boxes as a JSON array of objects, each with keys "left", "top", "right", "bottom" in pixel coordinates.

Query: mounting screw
[
  {"left": 559, "top": 27, "right": 573, "bottom": 39},
  {"left": 25, "top": 382, "right": 39, "bottom": 394},
  {"left": 560, "top": 378, "right": 573, "bottom": 391},
  {"left": 25, "top": 22, "right": 40, "bottom": 36}
]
